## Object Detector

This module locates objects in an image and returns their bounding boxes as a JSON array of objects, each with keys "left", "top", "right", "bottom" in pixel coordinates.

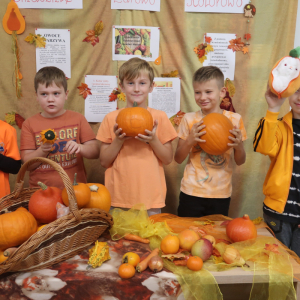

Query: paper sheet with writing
[
  {"left": 84, "top": 76, "right": 118, "bottom": 123},
  {"left": 148, "top": 78, "right": 181, "bottom": 118},
  {"left": 111, "top": 0, "right": 160, "bottom": 11},
  {"left": 36, "top": 29, "right": 71, "bottom": 78},
  {"left": 112, "top": 26, "right": 160, "bottom": 62},
  {"left": 203, "top": 33, "right": 236, "bottom": 80},
  {"left": 15, "top": 0, "right": 82, "bottom": 9},
  {"left": 185, "top": 0, "right": 249, "bottom": 13}
]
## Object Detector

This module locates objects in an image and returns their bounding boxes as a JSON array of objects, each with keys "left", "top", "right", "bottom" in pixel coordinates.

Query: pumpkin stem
[
  {"left": 73, "top": 173, "right": 78, "bottom": 186},
  {"left": 37, "top": 182, "right": 48, "bottom": 190},
  {"left": 89, "top": 185, "right": 99, "bottom": 192},
  {"left": 133, "top": 101, "right": 138, "bottom": 107},
  {"left": 243, "top": 214, "right": 250, "bottom": 220}
]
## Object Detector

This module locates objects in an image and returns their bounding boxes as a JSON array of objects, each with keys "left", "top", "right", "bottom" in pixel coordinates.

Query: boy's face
[
  {"left": 289, "top": 89, "right": 300, "bottom": 119},
  {"left": 120, "top": 71, "right": 154, "bottom": 108},
  {"left": 193, "top": 79, "right": 226, "bottom": 115},
  {"left": 36, "top": 82, "right": 68, "bottom": 118}
]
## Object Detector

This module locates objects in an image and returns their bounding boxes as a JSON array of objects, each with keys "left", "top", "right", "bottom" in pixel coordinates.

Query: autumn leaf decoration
[
  {"left": 169, "top": 110, "right": 186, "bottom": 126},
  {"left": 77, "top": 83, "right": 92, "bottom": 99},
  {"left": 228, "top": 37, "right": 249, "bottom": 55},
  {"left": 25, "top": 33, "right": 46, "bottom": 48},
  {"left": 161, "top": 70, "right": 179, "bottom": 78},
  {"left": 220, "top": 78, "right": 236, "bottom": 112},
  {"left": 83, "top": 21, "right": 104, "bottom": 47},
  {"left": 194, "top": 36, "right": 214, "bottom": 63},
  {"left": 5, "top": 112, "right": 25, "bottom": 129},
  {"left": 109, "top": 88, "right": 126, "bottom": 102}
]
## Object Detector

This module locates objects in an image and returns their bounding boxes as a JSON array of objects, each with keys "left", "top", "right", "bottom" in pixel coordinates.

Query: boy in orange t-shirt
[
  {"left": 21, "top": 67, "right": 99, "bottom": 190},
  {"left": 0, "top": 121, "right": 21, "bottom": 199},
  {"left": 175, "top": 66, "right": 247, "bottom": 217},
  {"left": 97, "top": 58, "right": 177, "bottom": 216}
]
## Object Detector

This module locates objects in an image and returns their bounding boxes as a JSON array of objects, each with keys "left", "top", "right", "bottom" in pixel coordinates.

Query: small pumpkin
[
  {"left": 199, "top": 113, "right": 234, "bottom": 155},
  {"left": 40, "top": 128, "right": 57, "bottom": 145},
  {"left": 226, "top": 214, "right": 257, "bottom": 243},
  {"left": 116, "top": 102, "right": 153, "bottom": 137},
  {"left": 0, "top": 251, "right": 8, "bottom": 264},
  {"left": 28, "top": 182, "right": 63, "bottom": 224},
  {"left": 62, "top": 173, "right": 91, "bottom": 208},
  {"left": 88, "top": 241, "right": 111, "bottom": 268},
  {"left": 2, "top": 0, "right": 26, "bottom": 35},
  {"left": 84, "top": 183, "right": 111, "bottom": 212},
  {"left": 0, "top": 207, "right": 37, "bottom": 250}
]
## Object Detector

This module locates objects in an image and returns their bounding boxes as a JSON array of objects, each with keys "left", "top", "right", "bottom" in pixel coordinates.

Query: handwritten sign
[
  {"left": 185, "top": 0, "right": 250, "bottom": 13},
  {"left": 14, "top": 0, "right": 82, "bottom": 9},
  {"left": 111, "top": 0, "right": 161, "bottom": 12}
]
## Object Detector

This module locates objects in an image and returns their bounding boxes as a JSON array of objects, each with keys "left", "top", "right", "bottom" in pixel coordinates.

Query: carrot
[
  {"left": 3, "top": 247, "right": 18, "bottom": 257},
  {"left": 124, "top": 234, "right": 150, "bottom": 244},
  {"left": 136, "top": 248, "right": 160, "bottom": 273}
]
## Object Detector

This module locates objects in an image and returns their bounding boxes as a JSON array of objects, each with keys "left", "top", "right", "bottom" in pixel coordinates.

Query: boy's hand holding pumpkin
[
  {"left": 228, "top": 126, "right": 243, "bottom": 149},
  {"left": 136, "top": 119, "right": 158, "bottom": 144},
  {"left": 113, "top": 123, "right": 132, "bottom": 143},
  {"left": 186, "top": 121, "right": 206, "bottom": 147}
]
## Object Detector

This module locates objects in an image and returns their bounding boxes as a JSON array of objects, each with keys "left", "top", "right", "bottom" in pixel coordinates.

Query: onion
[
  {"left": 148, "top": 255, "right": 164, "bottom": 273},
  {"left": 223, "top": 247, "right": 247, "bottom": 267}
]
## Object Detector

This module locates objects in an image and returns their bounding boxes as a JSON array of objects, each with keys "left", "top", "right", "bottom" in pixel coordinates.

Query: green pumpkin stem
[
  {"left": 37, "top": 182, "right": 48, "bottom": 190},
  {"left": 73, "top": 173, "right": 78, "bottom": 186},
  {"left": 289, "top": 46, "right": 300, "bottom": 58},
  {"left": 133, "top": 101, "right": 138, "bottom": 107}
]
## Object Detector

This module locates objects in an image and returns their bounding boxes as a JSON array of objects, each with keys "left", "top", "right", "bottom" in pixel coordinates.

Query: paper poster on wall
[
  {"left": 36, "top": 29, "right": 71, "bottom": 78},
  {"left": 84, "top": 76, "right": 118, "bottom": 123},
  {"left": 203, "top": 33, "right": 236, "bottom": 80},
  {"left": 185, "top": 0, "right": 250, "bottom": 13},
  {"left": 111, "top": 0, "right": 160, "bottom": 11},
  {"left": 148, "top": 77, "right": 181, "bottom": 118},
  {"left": 14, "top": 0, "right": 82, "bottom": 9},
  {"left": 112, "top": 26, "right": 160, "bottom": 62}
]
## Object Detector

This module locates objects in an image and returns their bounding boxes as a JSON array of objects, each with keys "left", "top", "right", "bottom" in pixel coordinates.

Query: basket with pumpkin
[{"left": 0, "top": 157, "right": 113, "bottom": 276}]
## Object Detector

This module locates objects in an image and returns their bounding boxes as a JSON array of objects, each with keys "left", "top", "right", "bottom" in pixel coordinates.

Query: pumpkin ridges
[{"left": 84, "top": 183, "right": 111, "bottom": 212}]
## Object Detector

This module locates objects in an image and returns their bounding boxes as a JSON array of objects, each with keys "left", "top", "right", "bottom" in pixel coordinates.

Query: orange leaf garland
[
  {"left": 228, "top": 37, "right": 245, "bottom": 52},
  {"left": 77, "top": 83, "right": 92, "bottom": 99},
  {"left": 244, "top": 33, "right": 251, "bottom": 41},
  {"left": 83, "top": 21, "right": 104, "bottom": 47}
]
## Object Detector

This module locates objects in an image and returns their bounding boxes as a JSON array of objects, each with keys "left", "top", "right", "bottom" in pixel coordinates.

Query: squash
[
  {"left": 62, "top": 173, "right": 91, "bottom": 208},
  {"left": 226, "top": 214, "right": 257, "bottom": 243},
  {"left": 84, "top": 183, "right": 111, "bottom": 212},
  {"left": 116, "top": 102, "right": 153, "bottom": 137},
  {"left": 28, "top": 182, "right": 63, "bottom": 224},
  {"left": 40, "top": 129, "right": 57, "bottom": 145},
  {"left": 199, "top": 113, "right": 234, "bottom": 155},
  {"left": 0, "top": 207, "right": 37, "bottom": 250},
  {"left": 2, "top": 0, "right": 26, "bottom": 35}
]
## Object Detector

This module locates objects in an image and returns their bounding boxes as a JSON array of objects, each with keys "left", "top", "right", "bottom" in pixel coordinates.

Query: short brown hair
[
  {"left": 119, "top": 57, "right": 154, "bottom": 85},
  {"left": 193, "top": 66, "right": 224, "bottom": 89},
  {"left": 34, "top": 66, "right": 67, "bottom": 92}
]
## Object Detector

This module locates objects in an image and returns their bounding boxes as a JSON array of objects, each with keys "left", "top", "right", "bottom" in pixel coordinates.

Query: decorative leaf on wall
[
  {"left": 228, "top": 37, "right": 245, "bottom": 52},
  {"left": 5, "top": 112, "right": 25, "bottom": 129},
  {"left": 109, "top": 88, "right": 126, "bottom": 102},
  {"left": 25, "top": 33, "right": 46, "bottom": 48},
  {"left": 224, "top": 78, "right": 236, "bottom": 97},
  {"left": 242, "top": 46, "right": 249, "bottom": 54},
  {"left": 83, "top": 21, "right": 104, "bottom": 47},
  {"left": 194, "top": 41, "right": 214, "bottom": 63},
  {"left": 161, "top": 70, "right": 179, "bottom": 77},
  {"left": 117, "top": 93, "right": 126, "bottom": 102},
  {"left": 77, "top": 83, "right": 92, "bottom": 99},
  {"left": 205, "top": 36, "right": 212, "bottom": 43},
  {"left": 244, "top": 33, "right": 251, "bottom": 41}
]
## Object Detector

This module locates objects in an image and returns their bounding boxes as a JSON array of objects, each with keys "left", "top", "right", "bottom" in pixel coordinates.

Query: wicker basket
[{"left": 0, "top": 157, "right": 113, "bottom": 275}]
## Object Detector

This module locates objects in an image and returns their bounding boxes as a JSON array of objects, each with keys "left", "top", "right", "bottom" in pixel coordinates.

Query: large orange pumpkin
[
  {"left": 116, "top": 102, "right": 153, "bottom": 137},
  {"left": 62, "top": 173, "right": 91, "bottom": 208},
  {"left": 28, "top": 182, "right": 63, "bottom": 224},
  {"left": 160, "top": 235, "right": 180, "bottom": 254},
  {"left": 199, "top": 113, "right": 234, "bottom": 155},
  {"left": 0, "top": 207, "right": 37, "bottom": 250},
  {"left": 84, "top": 183, "right": 111, "bottom": 212},
  {"left": 226, "top": 214, "right": 257, "bottom": 243}
]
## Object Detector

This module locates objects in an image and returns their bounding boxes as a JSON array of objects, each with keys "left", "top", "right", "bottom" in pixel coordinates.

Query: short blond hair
[
  {"left": 34, "top": 66, "right": 67, "bottom": 92},
  {"left": 193, "top": 66, "right": 224, "bottom": 89},
  {"left": 119, "top": 58, "right": 154, "bottom": 85}
]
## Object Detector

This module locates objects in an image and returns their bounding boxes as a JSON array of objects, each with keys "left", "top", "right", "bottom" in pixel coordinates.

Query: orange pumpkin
[
  {"left": 187, "top": 256, "right": 203, "bottom": 271},
  {"left": 2, "top": 0, "right": 26, "bottom": 35},
  {"left": 160, "top": 235, "right": 180, "bottom": 254},
  {"left": 62, "top": 173, "right": 91, "bottom": 208},
  {"left": 226, "top": 214, "right": 257, "bottom": 243},
  {"left": 0, "top": 207, "right": 37, "bottom": 250},
  {"left": 0, "top": 251, "right": 8, "bottom": 264},
  {"left": 118, "top": 263, "right": 136, "bottom": 279},
  {"left": 199, "top": 113, "right": 234, "bottom": 155},
  {"left": 84, "top": 183, "right": 111, "bottom": 212},
  {"left": 28, "top": 182, "right": 63, "bottom": 224},
  {"left": 116, "top": 102, "right": 153, "bottom": 137}
]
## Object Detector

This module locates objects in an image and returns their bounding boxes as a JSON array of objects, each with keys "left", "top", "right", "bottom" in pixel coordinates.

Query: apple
[
  {"left": 191, "top": 238, "right": 213, "bottom": 261},
  {"left": 140, "top": 45, "right": 147, "bottom": 53}
]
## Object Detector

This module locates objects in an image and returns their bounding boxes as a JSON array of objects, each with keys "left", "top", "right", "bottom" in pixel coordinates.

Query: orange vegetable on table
[
  {"left": 118, "top": 263, "right": 136, "bottom": 279},
  {"left": 136, "top": 248, "right": 160, "bottom": 273},
  {"left": 124, "top": 234, "right": 150, "bottom": 244}
]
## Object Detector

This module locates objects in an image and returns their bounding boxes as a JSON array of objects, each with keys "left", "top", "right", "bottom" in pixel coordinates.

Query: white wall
[{"left": 295, "top": 0, "right": 300, "bottom": 48}]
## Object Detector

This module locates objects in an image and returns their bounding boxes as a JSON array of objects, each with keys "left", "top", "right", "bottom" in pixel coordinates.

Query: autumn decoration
[
  {"left": 241, "top": 3, "right": 256, "bottom": 53},
  {"left": 84, "top": 183, "right": 111, "bottom": 213},
  {"left": 169, "top": 110, "right": 186, "bottom": 126},
  {"left": 154, "top": 55, "right": 161, "bottom": 65},
  {"left": 194, "top": 35, "right": 214, "bottom": 63},
  {"left": 109, "top": 87, "right": 126, "bottom": 102},
  {"left": 77, "top": 83, "right": 92, "bottom": 99},
  {"left": 228, "top": 37, "right": 249, "bottom": 54},
  {"left": 116, "top": 101, "right": 153, "bottom": 137},
  {"left": 2, "top": 0, "right": 26, "bottom": 98},
  {"left": 88, "top": 241, "right": 111, "bottom": 268},
  {"left": 220, "top": 78, "right": 236, "bottom": 112},
  {"left": 161, "top": 70, "right": 179, "bottom": 78},
  {"left": 5, "top": 112, "right": 25, "bottom": 129},
  {"left": 40, "top": 128, "right": 57, "bottom": 145},
  {"left": 25, "top": 33, "right": 46, "bottom": 48},
  {"left": 83, "top": 21, "right": 104, "bottom": 47},
  {"left": 199, "top": 113, "right": 234, "bottom": 155}
]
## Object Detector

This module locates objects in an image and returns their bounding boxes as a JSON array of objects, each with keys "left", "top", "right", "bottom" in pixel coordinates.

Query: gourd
[
  {"left": 62, "top": 173, "right": 91, "bottom": 208},
  {"left": 2, "top": 0, "right": 26, "bottom": 35},
  {"left": 116, "top": 102, "right": 153, "bottom": 137},
  {"left": 28, "top": 182, "right": 63, "bottom": 224},
  {"left": 40, "top": 129, "right": 57, "bottom": 145},
  {"left": 0, "top": 207, "right": 37, "bottom": 250},
  {"left": 84, "top": 183, "right": 111, "bottom": 212},
  {"left": 269, "top": 47, "right": 300, "bottom": 99},
  {"left": 226, "top": 214, "right": 257, "bottom": 242},
  {"left": 199, "top": 113, "right": 234, "bottom": 155}
]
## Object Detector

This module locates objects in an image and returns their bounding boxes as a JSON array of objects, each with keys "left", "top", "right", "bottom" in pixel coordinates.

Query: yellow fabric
[{"left": 253, "top": 110, "right": 293, "bottom": 213}]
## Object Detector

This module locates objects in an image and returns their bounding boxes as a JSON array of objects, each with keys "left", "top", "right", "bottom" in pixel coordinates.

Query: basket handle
[{"left": 15, "top": 157, "right": 81, "bottom": 222}]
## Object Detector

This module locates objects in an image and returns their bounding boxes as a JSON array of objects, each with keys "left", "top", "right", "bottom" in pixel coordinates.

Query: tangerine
[
  {"left": 160, "top": 235, "right": 180, "bottom": 254},
  {"left": 187, "top": 256, "right": 203, "bottom": 271},
  {"left": 118, "top": 263, "right": 135, "bottom": 279}
]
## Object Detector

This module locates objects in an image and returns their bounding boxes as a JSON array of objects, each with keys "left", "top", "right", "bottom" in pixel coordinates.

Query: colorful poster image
[
  {"left": 111, "top": 0, "right": 161, "bottom": 12},
  {"left": 112, "top": 26, "right": 160, "bottom": 62}
]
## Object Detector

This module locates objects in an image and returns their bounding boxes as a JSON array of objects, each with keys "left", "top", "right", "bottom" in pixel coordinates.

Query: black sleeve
[{"left": 0, "top": 154, "right": 22, "bottom": 174}]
